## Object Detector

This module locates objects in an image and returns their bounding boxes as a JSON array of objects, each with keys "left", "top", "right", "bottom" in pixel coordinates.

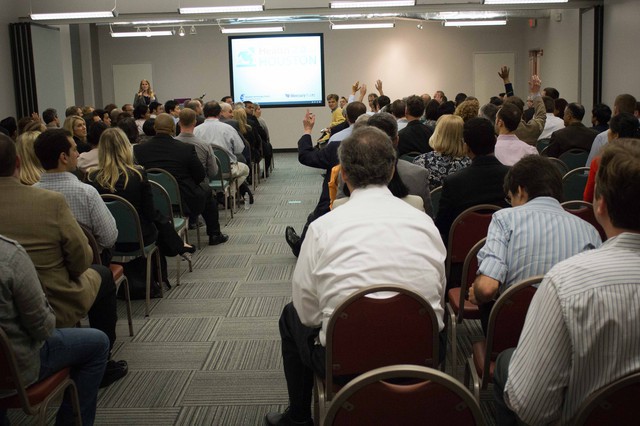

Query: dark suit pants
[{"left": 88, "top": 264, "right": 118, "bottom": 352}]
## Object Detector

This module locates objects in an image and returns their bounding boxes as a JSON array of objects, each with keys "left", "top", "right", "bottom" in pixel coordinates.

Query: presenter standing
[{"left": 133, "top": 79, "right": 157, "bottom": 108}]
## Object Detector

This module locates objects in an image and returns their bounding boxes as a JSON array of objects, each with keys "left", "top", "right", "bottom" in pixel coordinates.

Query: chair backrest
[
  {"left": 79, "top": 223, "right": 102, "bottom": 265},
  {"left": 146, "top": 168, "right": 184, "bottom": 217},
  {"left": 148, "top": 181, "right": 175, "bottom": 226},
  {"left": 446, "top": 204, "right": 501, "bottom": 279},
  {"left": 0, "top": 327, "right": 32, "bottom": 411},
  {"left": 325, "top": 285, "right": 440, "bottom": 397},
  {"left": 101, "top": 194, "right": 146, "bottom": 254},
  {"left": 324, "top": 365, "right": 484, "bottom": 426},
  {"left": 559, "top": 148, "right": 589, "bottom": 171},
  {"left": 399, "top": 152, "right": 421, "bottom": 162},
  {"left": 536, "top": 138, "right": 551, "bottom": 153},
  {"left": 457, "top": 237, "right": 486, "bottom": 322},
  {"left": 548, "top": 157, "right": 569, "bottom": 175},
  {"left": 485, "top": 275, "right": 543, "bottom": 361},
  {"left": 573, "top": 371, "right": 640, "bottom": 426},
  {"left": 212, "top": 147, "right": 233, "bottom": 177},
  {"left": 562, "top": 167, "right": 590, "bottom": 202},
  {"left": 561, "top": 200, "right": 607, "bottom": 241},
  {"left": 430, "top": 186, "right": 442, "bottom": 218}
]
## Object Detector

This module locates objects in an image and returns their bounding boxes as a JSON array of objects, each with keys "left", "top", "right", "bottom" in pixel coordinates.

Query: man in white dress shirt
[
  {"left": 493, "top": 138, "right": 640, "bottom": 425},
  {"left": 265, "top": 126, "right": 446, "bottom": 426}
]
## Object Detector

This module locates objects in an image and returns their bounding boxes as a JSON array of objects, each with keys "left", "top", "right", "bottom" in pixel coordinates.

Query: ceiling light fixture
[
  {"left": 220, "top": 26, "right": 285, "bottom": 34},
  {"left": 444, "top": 19, "right": 507, "bottom": 26},
  {"left": 31, "top": 10, "right": 117, "bottom": 20},
  {"left": 190, "top": 25, "right": 197, "bottom": 35},
  {"left": 178, "top": 25, "right": 186, "bottom": 36},
  {"left": 330, "top": 1, "right": 414, "bottom": 8},
  {"left": 179, "top": 5, "right": 264, "bottom": 14},
  {"left": 331, "top": 22, "right": 395, "bottom": 30},
  {"left": 111, "top": 30, "right": 174, "bottom": 38},
  {"left": 484, "top": 0, "right": 567, "bottom": 4}
]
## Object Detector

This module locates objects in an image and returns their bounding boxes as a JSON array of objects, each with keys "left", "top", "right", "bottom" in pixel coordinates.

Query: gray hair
[
  {"left": 338, "top": 127, "right": 396, "bottom": 189},
  {"left": 479, "top": 103, "right": 498, "bottom": 125},
  {"left": 367, "top": 112, "right": 398, "bottom": 140},
  {"left": 352, "top": 114, "right": 370, "bottom": 130},
  {"left": 220, "top": 102, "right": 232, "bottom": 112}
]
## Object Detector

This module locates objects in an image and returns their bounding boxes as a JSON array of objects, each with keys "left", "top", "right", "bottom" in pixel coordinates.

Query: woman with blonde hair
[
  {"left": 16, "top": 130, "right": 44, "bottom": 185},
  {"left": 63, "top": 115, "right": 90, "bottom": 153},
  {"left": 231, "top": 107, "right": 256, "bottom": 203},
  {"left": 88, "top": 128, "right": 193, "bottom": 290},
  {"left": 412, "top": 114, "right": 471, "bottom": 190},
  {"left": 133, "top": 79, "right": 157, "bottom": 108}
]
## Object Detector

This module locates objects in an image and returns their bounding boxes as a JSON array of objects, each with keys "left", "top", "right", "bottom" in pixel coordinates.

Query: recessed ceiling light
[
  {"left": 444, "top": 20, "right": 507, "bottom": 26},
  {"left": 31, "top": 10, "right": 116, "bottom": 20},
  {"left": 331, "top": 22, "right": 395, "bottom": 30},
  {"left": 111, "top": 30, "right": 174, "bottom": 38},
  {"left": 330, "top": 1, "right": 415, "bottom": 8},
  {"left": 221, "top": 26, "right": 285, "bottom": 34},
  {"left": 179, "top": 5, "right": 264, "bottom": 14}
]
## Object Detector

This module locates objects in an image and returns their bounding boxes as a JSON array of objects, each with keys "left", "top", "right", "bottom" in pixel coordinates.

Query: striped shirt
[
  {"left": 505, "top": 232, "right": 640, "bottom": 425},
  {"left": 478, "top": 197, "right": 601, "bottom": 294}
]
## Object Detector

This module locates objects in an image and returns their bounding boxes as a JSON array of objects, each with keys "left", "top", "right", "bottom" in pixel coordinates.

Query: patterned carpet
[{"left": 8, "top": 152, "right": 497, "bottom": 425}]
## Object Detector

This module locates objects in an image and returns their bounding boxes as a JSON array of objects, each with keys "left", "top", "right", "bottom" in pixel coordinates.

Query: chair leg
[
  {"left": 145, "top": 255, "right": 152, "bottom": 317},
  {"left": 155, "top": 250, "right": 164, "bottom": 298},
  {"left": 122, "top": 276, "right": 134, "bottom": 336},
  {"left": 182, "top": 228, "right": 193, "bottom": 273},
  {"left": 446, "top": 304, "right": 458, "bottom": 373},
  {"left": 465, "top": 356, "right": 481, "bottom": 402},
  {"left": 175, "top": 255, "right": 181, "bottom": 287}
]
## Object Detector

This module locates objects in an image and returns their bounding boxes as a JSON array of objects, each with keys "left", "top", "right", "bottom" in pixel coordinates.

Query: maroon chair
[
  {"left": 562, "top": 200, "right": 607, "bottom": 241},
  {"left": 464, "top": 275, "right": 544, "bottom": 401},
  {"left": 573, "top": 371, "right": 640, "bottom": 425},
  {"left": 0, "top": 328, "right": 82, "bottom": 425}
]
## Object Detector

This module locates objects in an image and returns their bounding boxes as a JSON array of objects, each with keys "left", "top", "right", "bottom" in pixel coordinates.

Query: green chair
[
  {"left": 562, "top": 167, "right": 590, "bottom": 202},
  {"left": 209, "top": 156, "right": 233, "bottom": 224},
  {"left": 536, "top": 138, "right": 551, "bottom": 153},
  {"left": 559, "top": 148, "right": 589, "bottom": 171},
  {"left": 212, "top": 147, "right": 239, "bottom": 216},
  {"left": 548, "top": 157, "right": 569, "bottom": 175},
  {"left": 399, "top": 151, "right": 421, "bottom": 162},
  {"left": 430, "top": 186, "right": 443, "bottom": 219},
  {"left": 148, "top": 181, "right": 192, "bottom": 287},
  {"left": 102, "top": 194, "right": 163, "bottom": 317}
]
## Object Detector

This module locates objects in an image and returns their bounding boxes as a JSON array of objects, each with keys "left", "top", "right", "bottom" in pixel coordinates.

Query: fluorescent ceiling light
[
  {"left": 331, "top": 22, "right": 395, "bottom": 30},
  {"left": 484, "top": 0, "right": 567, "bottom": 4},
  {"left": 435, "top": 11, "right": 504, "bottom": 20},
  {"left": 221, "top": 26, "right": 284, "bottom": 34},
  {"left": 179, "top": 5, "right": 264, "bottom": 14},
  {"left": 444, "top": 20, "right": 507, "bottom": 26},
  {"left": 331, "top": 1, "right": 415, "bottom": 8},
  {"left": 112, "top": 19, "right": 196, "bottom": 25},
  {"left": 31, "top": 11, "right": 116, "bottom": 20},
  {"left": 111, "top": 30, "right": 173, "bottom": 38}
]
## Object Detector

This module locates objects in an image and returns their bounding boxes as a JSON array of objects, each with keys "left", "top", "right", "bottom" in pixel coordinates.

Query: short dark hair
[
  {"left": 133, "top": 104, "right": 149, "bottom": 120},
  {"left": 390, "top": 99, "right": 406, "bottom": 118},
  {"left": 610, "top": 112, "right": 639, "bottom": 138},
  {"left": 34, "top": 129, "right": 73, "bottom": 170},
  {"left": 179, "top": 108, "right": 197, "bottom": 127},
  {"left": 463, "top": 117, "right": 497, "bottom": 156},
  {"left": 542, "top": 96, "right": 555, "bottom": 114},
  {"left": 592, "top": 103, "right": 612, "bottom": 125},
  {"left": 377, "top": 95, "right": 391, "bottom": 111},
  {"left": 503, "top": 155, "right": 563, "bottom": 202},
  {"left": 221, "top": 96, "right": 232, "bottom": 103},
  {"left": 143, "top": 118, "right": 156, "bottom": 136},
  {"left": 65, "top": 106, "right": 80, "bottom": 117},
  {"left": 42, "top": 108, "right": 58, "bottom": 124},
  {"left": 164, "top": 100, "right": 178, "bottom": 114},
  {"left": 554, "top": 98, "right": 568, "bottom": 118},
  {"left": 596, "top": 138, "right": 640, "bottom": 230},
  {"left": 405, "top": 95, "right": 425, "bottom": 118},
  {"left": 565, "top": 103, "right": 586, "bottom": 121},
  {"left": 490, "top": 96, "right": 504, "bottom": 106},
  {"left": 326, "top": 94, "right": 339, "bottom": 102},
  {"left": 104, "top": 103, "right": 117, "bottom": 113},
  {"left": 117, "top": 117, "right": 139, "bottom": 144},
  {"left": 497, "top": 103, "right": 521, "bottom": 132},
  {"left": 0, "top": 117, "right": 17, "bottom": 137},
  {"left": 614, "top": 94, "right": 637, "bottom": 114},
  {"left": 345, "top": 101, "right": 367, "bottom": 123},
  {"left": 367, "top": 112, "right": 398, "bottom": 140},
  {"left": 148, "top": 101, "right": 161, "bottom": 114},
  {"left": 338, "top": 127, "right": 396, "bottom": 189},
  {"left": 203, "top": 101, "right": 222, "bottom": 118},
  {"left": 437, "top": 101, "right": 456, "bottom": 118},
  {"left": 504, "top": 96, "right": 524, "bottom": 115},
  {"left": 543, "top": 87, "right": 560, "bottom": 100},
  {"left": 424, "top": 99, "right": 439, "bottom": 120},
  {"left": 455, "top": 93, "right": 467, "bottom": 106},
  {"left": 87, "top": 121, "right": 108, "bottom": 146},
  {"left": 0, "top": 134, "right": 16, "bottom": 176}
]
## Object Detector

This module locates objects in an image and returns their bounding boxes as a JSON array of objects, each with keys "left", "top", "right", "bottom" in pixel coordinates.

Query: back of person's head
[
  {"left": 110, "top": 108, "right": 123, "bottom": 125},
  {"left": 221, "top": 96, "right": 232, "bottom": 103},
  {"left": 455, "top": 93, "right": 467, "bottom": 106},
  {"left": 142, "top": 118, "right": 156, "bottom": 136},
  {"left": 490, "top": 96, "right": 503, "bottom": 106},
  {"left": 504, "top": 155, "right": 563, "bottom": 202},
  {"left": 232, "top": 108, "right": 248, "bottom": 134},
  {"left": 463, "top": 117, "right": 497, "bottom": 156},
  {"left": 437, "top": 101, "right": 456, "bottom": 118},
  {"left": 104, "top": 103, "right": 117, "bottom": 114},
  {"left": 0, "top": 117, "right": 17, "bottom": 138},
  {"left": 94, "top": 109, "right": 106, "bottom": 121},
  {"left": 454, "top": 99, "right": 480, "bottom": 122},
  {"left": 480, "top": 103, "right": 498, "bottom": 125},
  {"left": 353, "top": 114, "right": 370, "bottom": 131},
  {"left": 610, "top": 112, "right": 639, "bottom": 138},
  {"left": 154, "top": 113, "right": 175, "bottom": 136},
  {"left": 148, "top": 101, "right": 161, "bottom": 115},
  {"left": 0, "top": 134, "right": 17, "bottom": 176},
  {"left": 87, "top": 121, "right": 108, "bottom": 146},
  {"left": 377, "top": 96, "right": 391, "bottom": 111},
  {"left": 542, "top": 96, "right": 555, "bottom": 114},
  {"left": 17, "top": 116, "right": 36, "bottom": 136},
  {"left": 497, "top": 103, "right": 521, "bottom": 132},
  {"left": 203, "top": 101, "right": 221, "bottom": 118},
  {"left": 65, "top": 105, "right": 80, "bottom": 117},
  {"left": 596, "top": 138, "right": 640, "bottom": 230},
  {"left": 16, "top": 131, "right": 44, "bottom": 185},
  {"left": 390, "top": 99, "right": 406, "bottom": 118},
  {"left": 164, "top": 100, "right": 178, "bottom": 114},
  {"left": 554, "top": 98, "right": 568, "bottom": 118},
  {"left": 185, "top": 100, "right": 200, "bottom": 112},
  {"left": 117, "top": 117, "right": 139, "bottom": 144},
  {"left": 179, "top": 108, "right": 197, "bottom": 128},
  {"left": 504, "top": 96, "right": 525, "bottom": 116},
  {"left": 345, "top": 101, "right": 367, "bottom": 123},
  {"left": 367, "top": 112, "right": 398, "bottom": 140},
  {"left": 430, "top": 115, "right": 465, "bottom": 157},
  {"left": 405, "top": 95, "right": 425, "bottom": 118},
  {"left": 34, "top": 128, "right": 73, "bottom": 170},
  {"left": 424, "top": 99, "right": 440, "bottom": 120},
  {"left": 339, "top": 127, "right": 396, "bottom": 189},
  {"left": 42, "top": 108, "right": 58, "bottom": 124},
  {"left": 92, "top": 127, "right": 141, "bottom": 192},
  {"left": 543, "top": 87, "right": 560, "bottom": 100},
  {"left": 23, "top": 120, "right": 46, "bottom": 133},
  {"left": 592, "top": 103, "right": 612, "bottom": 125},
  {"left": 133, "top": 104, "right": 149, "bottom": 120},
  {"left": 614, "top": 94, "right": 637, "bottom": 115},
  {"left": 565, "top": 103, "right": 586, "bottom": 121}
]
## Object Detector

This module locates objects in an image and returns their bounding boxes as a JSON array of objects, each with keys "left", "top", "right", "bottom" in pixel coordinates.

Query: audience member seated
[
  {"left": 133, "top": 104, "right": 150, "bottom": 135},
  {"left": 499, "top": 70, "right": 546, "bottom": 145},
  {"left": 586, "top": 94, "right": 637, "bottom": 166},
  {"left": 469, "top": 155, "right": 602, "bottom": 332},
  {"left": 397, "top": 95, "right": 434, "bottom": 156},
  {"left": 78, "top": 121, "right": 109, "bottom": 173},
  {"left": 0, "top": 116, "right": 17, "bottom": 139},
  {"left": 117, "top": 116, "right": 140, "bottom": 144},
  {"left": 15, "top": 130, "right": 44, "bottom": 185},
  {"left": 493, "top": 138, "right": 640, "bottom": 425},
  {"left": 435, "top": 117, "right": 510, "bottom": 243},
  {"left": 253, "top": 102, "right": 274, "bottom": 174},
  {"left": 537, "top": 96, "right": 565, "bottom": 140},
  {"left": 494, "top": 103, "right": 538, "bottom": 166},
  {"left": 327, "top": 101, "right": 367, "bottom": 144},
  {"left": 454, "top": 98, "right": 480, "bottom": 122},
  {"left": 422, "top": 99, "right": 440, "bottom": 130},
  {"left": 265, "top": 126, "right": 446, "bottom": 426},
  {"left": 63, "top": 115, "right": 91, "bottom": 154},
  {"left": 0, "top": 235, "right": 109, "bottom": 426},
  {"left": 480, "top": 103, "right": 498, "bottom": 125},
  {"left": 412, "top": 115, "right": 471, "bottom": 190},
  {"left": 317, "top": 93, "right": 345, "bottom": 144},
  {"left": 65, "top": 105, "right": 82, "bottom": 118},
  {"left": 0, "top": 134, "right": 127, "bottom": 388},
  {"left": 544, "top": 103, "right": 598, "bottom": 158},
  {"left": 42, "top": 108, "right": 60, "bottom": 129},
  {"left": 591, "top": 103, "right": 612, "bottom": 133}
]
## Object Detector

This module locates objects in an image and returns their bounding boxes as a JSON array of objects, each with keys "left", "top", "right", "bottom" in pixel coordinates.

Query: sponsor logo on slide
[{"left": 236, "top": 48, "right": 256, "bottom": 67}]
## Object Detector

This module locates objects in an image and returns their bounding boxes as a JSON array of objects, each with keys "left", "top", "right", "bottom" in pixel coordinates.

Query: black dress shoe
[
  {"left": 100, "top": 360, "right": 128, "bottom": 388},
  {"left": 264, "top": 409, "right": 313, "bottom": 426},
  {"left": 285, "top": 226, "right": 300, "bottom": 251},
  {"left": 209, "top": 233, "right": 229, "bottom": 245}
]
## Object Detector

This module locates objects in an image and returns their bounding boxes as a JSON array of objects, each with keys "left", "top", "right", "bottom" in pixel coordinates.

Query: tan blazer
[{"left": 0, "top": 177, "right": 100, "bottom": 327}]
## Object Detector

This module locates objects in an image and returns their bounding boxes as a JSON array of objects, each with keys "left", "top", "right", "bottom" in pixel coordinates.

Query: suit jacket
[
  {"left": 435, "top": 155, "right": 510, "bottom": 243},
  {"left": 545, "top": 122, "right": 598, "bottom": 158},
  {"left": 0, "top": 177, "right": 100, "bottom": 327},
  {"left": 396, "top": 159, "right": 433, "bottom": 217},
  {"left": 398, "top": 120, "right": 434, "bottom": 156},
  {"left": 298, "top": 133, "right": 340, "bottom": 217},
  {"left": 133, "top": 133, "right": 207, "bottom": 215}
]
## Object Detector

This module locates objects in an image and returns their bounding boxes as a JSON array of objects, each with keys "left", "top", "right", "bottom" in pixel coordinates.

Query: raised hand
[{"left": 498, "top": 66, "right": 510, "bottom": 83}]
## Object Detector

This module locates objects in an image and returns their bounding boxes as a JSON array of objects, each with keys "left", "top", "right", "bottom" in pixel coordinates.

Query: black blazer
[
  {"left": 435, "top": 155, "right": 510, "bottom": 243},
  {"left": 133, "top": 134, "right": 206, "bottom": 215},
  {"left": 297, "top": 133, "right": 340, "bottom": 218},
  {"left": 397, "top": 120, "right": 434, "bottom": 156},
  {"left": 545, "top": 122, "right": 598, "bottom": 158}
]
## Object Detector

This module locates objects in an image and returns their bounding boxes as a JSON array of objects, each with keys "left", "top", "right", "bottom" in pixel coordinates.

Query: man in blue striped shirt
[{"left": 469, "top": 155, "right": 601, "bottom": 332}]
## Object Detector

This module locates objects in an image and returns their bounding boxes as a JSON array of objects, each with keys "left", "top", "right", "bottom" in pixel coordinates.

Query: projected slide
[{"left": 228, "top": 34, "right": 325, "bottom": 108}]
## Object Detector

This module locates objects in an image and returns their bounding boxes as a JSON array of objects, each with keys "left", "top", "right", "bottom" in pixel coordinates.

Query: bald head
[{"left": 154, "top": 113, "right": 176, "bottom": 136}]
